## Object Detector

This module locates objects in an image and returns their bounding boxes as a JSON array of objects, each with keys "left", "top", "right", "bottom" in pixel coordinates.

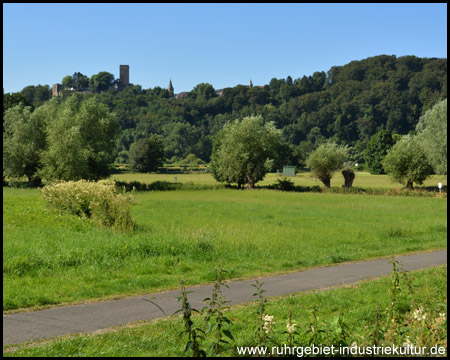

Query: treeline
[{"left": 4, "top": 54, "right": 447, "bottom": 168}]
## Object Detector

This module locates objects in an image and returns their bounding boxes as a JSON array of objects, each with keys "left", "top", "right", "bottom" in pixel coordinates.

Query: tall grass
[{"left": 3, "top": 187, "right": 446, "bottom": 311}]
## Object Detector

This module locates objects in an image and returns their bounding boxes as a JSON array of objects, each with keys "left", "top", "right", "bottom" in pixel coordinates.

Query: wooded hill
[{"left": 6, "top": 54, "right": 447, "bottom": 167}]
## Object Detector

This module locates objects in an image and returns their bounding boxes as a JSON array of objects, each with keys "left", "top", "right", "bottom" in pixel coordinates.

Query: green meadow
[
  {"left": 3, "top": 173, "right": 447, "bottom": 312},
  {"left": 111, "top": 171, "right": 447, "bottom": 189}
]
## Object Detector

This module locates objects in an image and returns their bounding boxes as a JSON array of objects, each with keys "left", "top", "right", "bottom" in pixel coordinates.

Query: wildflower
[
  {"left": 413, "top": 307, "right": 426, "bottom": 321},
  {"left": 286, "top": 320, "right": 296, "bottom": 334},
  {"left": 403, "top": 336, "right": 413, "bottom": 348},
  {"left": 262, "top": 314, "right": 275, "bottom": 334}
]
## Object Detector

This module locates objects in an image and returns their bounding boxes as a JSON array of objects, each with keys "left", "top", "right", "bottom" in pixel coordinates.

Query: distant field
[
  {"left": 111, "top": 171, "right": 447, "bottom": 189},
  {"left": 3, "top": 186, "right": 446, "bottom": 312}
]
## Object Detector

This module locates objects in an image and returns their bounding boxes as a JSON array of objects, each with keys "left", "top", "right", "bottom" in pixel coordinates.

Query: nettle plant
[
  {"left": 172, "top": 262, "right": 446, "bottom": 357},
  {"left": 41, "top": 179, "right": 135, "bottom": 232}
]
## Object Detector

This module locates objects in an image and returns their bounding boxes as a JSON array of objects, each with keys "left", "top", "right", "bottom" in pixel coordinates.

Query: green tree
[
  {"left": 62, "top": 75, "right": 73, "bottom": 89},
  {"left": 20, "top": 85, "right": 51, "bottom": 109},
  {"left": 187, "top": 83, "right": 217, "bottom": 101},
  {"left": 363, "top": 130, "right": 395, "bottom": 174},
  {"left": 306, "top": 142, "right": 348, "bottom": 188},
  {"left": 382, "top": 135, "right": 433, "bottom": 189},
  {"left": 3, "top": 92, "right": 31, "bottom": 115},
  {"left": 89, "top": 71, "right": 115, "bottom": 93},
  {"left": 40, "top": 96, "right": 120, "bottom": 181},
  {"left": 72, "top": 72, "right": 89, "bottom": 91},
  {"left": 3, "top": 104, "right": 47, "bottom": 186},
  {"left": 415, "top": 99, "right": 447, "bottom": 175},
  {"left": 210, "top": 115, "right": 282, "bottom": 189},
  {"left": 129, "top": 135, "right": 165, "bottom": 173}
]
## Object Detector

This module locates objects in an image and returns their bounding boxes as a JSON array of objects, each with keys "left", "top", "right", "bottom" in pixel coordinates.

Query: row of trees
[
  {"left": 3, "top": 55, "right": 447, "bottom": 188},
  {"left": 3, "top": 97, "right": 446, "bottom": 190},
  {"left": 210, "top": 99, "right": 446, "bottom": 190},
  {"left": 61, "top": 71, "right": 116, "bottom": 93},
  {"left": 14, "top": 54, "right": 441, "bottom": 167}
]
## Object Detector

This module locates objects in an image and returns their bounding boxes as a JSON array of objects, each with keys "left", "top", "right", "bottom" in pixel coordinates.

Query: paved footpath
[{"left": 3, "top": 249, "right": 447, "bottom": 346}]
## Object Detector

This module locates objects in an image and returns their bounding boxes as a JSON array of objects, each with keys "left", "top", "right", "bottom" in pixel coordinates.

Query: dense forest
[{"left": 4, "top": 54, "right": 447, "bottom": 168}]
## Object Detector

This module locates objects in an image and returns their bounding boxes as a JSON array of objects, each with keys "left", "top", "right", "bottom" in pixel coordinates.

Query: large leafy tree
[
  {"left": 62, "top": 75, "right": 73, "bottom": 89},
  {"left": 89, "top": 71, "right": 115, "bottom": 93},
  {"left": 72, "top": 72, "right": 89, "bottom": 91},
  {"left": 415, "top": 99, "right": 447, "bottom": 175},
  {"left": 187, "top": 83, "right": 217, "bottom": 101},
  {"left": 382, "top": 135, "right": 433, "bottom": 189},
  {"left": 3, "top": 92, "right": 31, "bottom": 114},
  {"left": 3, "top": 104, "right": 48, "bottom": 186},
  {"left": 363, "top": 129, "right": 395, "bottom": 174},
  {"left": 210, "top": 115, "right": 282, "bottom": 189},
  {"left": 129, "top": 135, "right": 165, "bottom": 173},
  {"left": 40, "top": 95, "right": 120, "bottom": 181},
  {"left": 305, "top": 142, "right": 348, "bottom": 188},
  {"left": 20, "top": 85, "right": 51, "bottom": 109}
]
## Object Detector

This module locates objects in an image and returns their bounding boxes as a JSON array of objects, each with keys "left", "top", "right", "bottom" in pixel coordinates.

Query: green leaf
[{"left": 223, "top": 329, "right": 234, "bottom": 340}]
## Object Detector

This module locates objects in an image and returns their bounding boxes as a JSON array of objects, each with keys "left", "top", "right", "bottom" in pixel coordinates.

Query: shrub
[
  {"left": 41, "top": 180, "right": 134, "bottom": 232},
  {"left": 129, "top": 135, "right": 165, "bottom": 173},
  {"left": 275, "top": 176, "right": 295, "bottom": 191}
]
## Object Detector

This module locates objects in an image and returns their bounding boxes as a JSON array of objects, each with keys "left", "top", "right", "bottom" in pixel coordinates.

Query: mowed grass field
[
  {"left": 3, "top": 172, "right": 447, "bottom": 312},
  {"left": 112, "top": 171, "right": 447, "bottom": 189}
]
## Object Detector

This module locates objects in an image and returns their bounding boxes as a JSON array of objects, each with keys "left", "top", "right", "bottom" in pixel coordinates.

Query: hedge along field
[
  {"left": 3, "top": 186, "right": 447, "bottom": 312},
  {"left": 112, "top": 171, "right": 447, "bottom": 189}
]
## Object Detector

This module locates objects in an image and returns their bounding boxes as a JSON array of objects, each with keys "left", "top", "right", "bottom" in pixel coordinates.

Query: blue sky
[{"left": 3, "top": 3, "right": 447, "bottom": 94}]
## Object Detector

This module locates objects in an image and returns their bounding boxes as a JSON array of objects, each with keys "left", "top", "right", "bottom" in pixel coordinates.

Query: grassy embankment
[{"left": 3, "top": 265, "right": 447, "bottom": 356}]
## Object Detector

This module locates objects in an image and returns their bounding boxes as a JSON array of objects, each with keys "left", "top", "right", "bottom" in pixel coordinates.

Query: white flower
[
  {"left": 262, "top": 314, "right": 275, "bottom": 334},
  {"left": 413, "top": 307, "right": 426, "bottom": 321},
  {"left": 403, "top": 336, "right": 413, "bottom": 348},
  {"left": 286, "top": 321, "right": 296, "bottom": 334}
]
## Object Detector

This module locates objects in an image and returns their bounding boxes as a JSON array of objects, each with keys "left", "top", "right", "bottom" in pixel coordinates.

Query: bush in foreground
[{"left": 41, "top": 180, "right": 134, "bottom": 232}]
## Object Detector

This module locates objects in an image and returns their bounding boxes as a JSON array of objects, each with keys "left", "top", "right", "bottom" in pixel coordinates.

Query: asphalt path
[{"left": 3, "top": 249, "right": 447, "bottom": 346}]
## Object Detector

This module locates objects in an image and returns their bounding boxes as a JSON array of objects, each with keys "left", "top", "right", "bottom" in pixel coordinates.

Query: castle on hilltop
[
  {"left": 53, "top": 65, "right": 257, "bottom": 98},
  {"left": 52, "top": 65, "right": 132, "bottom": 96}
]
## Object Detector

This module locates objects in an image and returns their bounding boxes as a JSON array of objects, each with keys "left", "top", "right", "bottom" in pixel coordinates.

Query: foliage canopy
[
  {"left": 210, "top": 115, "right": 282, "bottom": 189},
  {"left": 306, "top": 142, "right": 348, "bottom": 188},
  {"left": 382, "top": 135, "right": 434, "bottom": 189}
]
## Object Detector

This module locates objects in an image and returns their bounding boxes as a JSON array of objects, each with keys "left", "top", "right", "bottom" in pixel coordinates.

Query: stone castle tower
[
  {"left": 119, "top": 65, "right": 129, "bottom": 88},
  {"left": 52, "top": 83, "right": 62, "bottom": 96}
]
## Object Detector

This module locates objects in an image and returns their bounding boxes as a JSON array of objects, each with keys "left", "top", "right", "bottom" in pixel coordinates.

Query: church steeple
[{"left": 168, "top": 79, "right": 174, "bottom": 97}]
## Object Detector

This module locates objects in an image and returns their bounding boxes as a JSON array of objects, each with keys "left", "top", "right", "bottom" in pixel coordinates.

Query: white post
[{"left": 438, "top": 182, "right": 442, "bottom": 193}]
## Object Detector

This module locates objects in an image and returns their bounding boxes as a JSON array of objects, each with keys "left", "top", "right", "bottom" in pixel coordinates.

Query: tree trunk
[
  {"left": 246, "top": 175, "right": 254, "bottom": 190},
  {"left": 26, "top": 173, "right": 42, "bottom": 188},
  {"left": 320, "top": 176, "right": 331, "bottom": 189},
  {"left": 342, "top": 168, "right": 355, "bottom": 188},
  {"left": 406, "top": 180, "right": 414, "bottom": 190}
]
